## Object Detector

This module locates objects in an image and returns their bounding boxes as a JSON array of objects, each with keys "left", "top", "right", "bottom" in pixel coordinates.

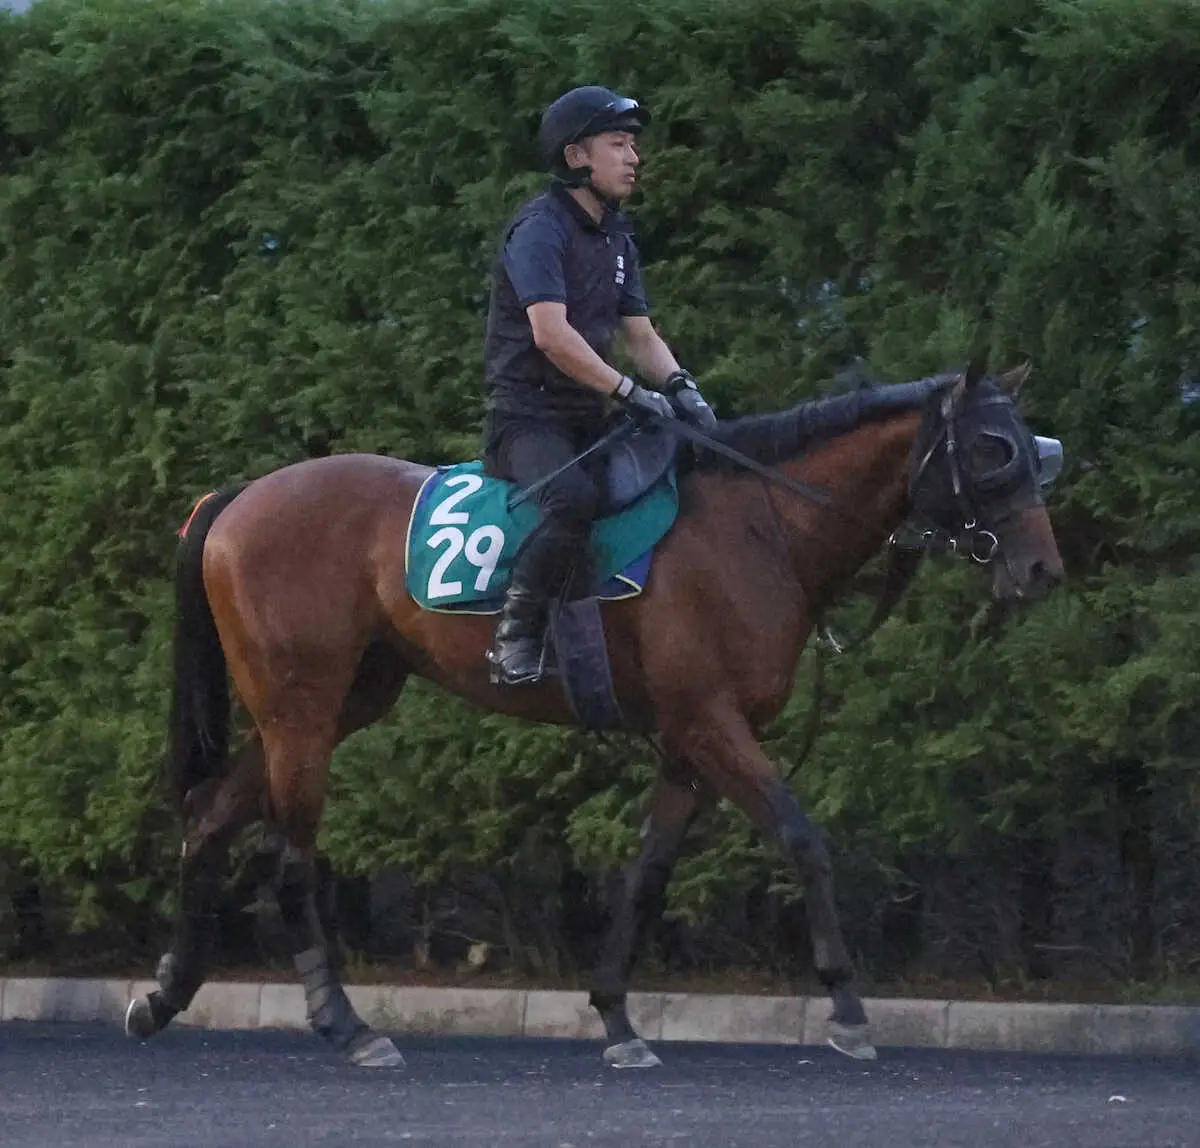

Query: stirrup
[{"left": 486, "top": 636, "right": 549, "bottom": 686}]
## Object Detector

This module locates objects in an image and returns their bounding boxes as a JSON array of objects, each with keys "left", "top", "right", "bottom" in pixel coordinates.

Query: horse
[{"left": 124, "top": 360, "right": 1064, "bottom": 1069}]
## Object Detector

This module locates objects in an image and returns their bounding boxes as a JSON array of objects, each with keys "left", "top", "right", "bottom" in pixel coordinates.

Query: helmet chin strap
[
  {"left": 553, "top": 167, "right": 621, "bottom": 213},
  {"left": 553, "top": 164, "right": 591, "bottom": 189}
]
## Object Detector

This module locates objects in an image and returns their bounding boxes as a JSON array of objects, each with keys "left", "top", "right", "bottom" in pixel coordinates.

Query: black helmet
[{"left": 538, "top": 85, "right": 650, "bottom": 178}]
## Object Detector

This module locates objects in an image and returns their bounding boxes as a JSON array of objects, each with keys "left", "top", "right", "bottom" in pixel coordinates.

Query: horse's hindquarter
[{"left": 202, "top": 454, "right": 431, "bottom": 717}]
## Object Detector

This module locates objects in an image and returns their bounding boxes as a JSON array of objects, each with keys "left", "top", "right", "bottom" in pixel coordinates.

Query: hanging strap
[{"left": 816, "top": 544, "right": 924, "bottom": 654}]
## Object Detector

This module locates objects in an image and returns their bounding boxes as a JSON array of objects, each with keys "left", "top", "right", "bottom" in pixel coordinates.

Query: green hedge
[{"left": 1, "top": 0, "right": 1197, "bottom": 978}]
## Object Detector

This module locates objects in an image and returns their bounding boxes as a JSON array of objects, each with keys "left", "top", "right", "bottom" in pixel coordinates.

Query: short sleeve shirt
[{"left": 484, "top": 183, "right": 650, "bottom": 420}]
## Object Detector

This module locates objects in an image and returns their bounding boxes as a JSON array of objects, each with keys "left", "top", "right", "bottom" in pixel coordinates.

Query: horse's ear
[
  {"left": 949, "top": 374, "right": 969, "bottom": 409},
  {"left": 963, "top": 356, "right": 988, "bottom": 389},
  {"left": 999, "top": 359, "right": 1033, "bottom": 395}
]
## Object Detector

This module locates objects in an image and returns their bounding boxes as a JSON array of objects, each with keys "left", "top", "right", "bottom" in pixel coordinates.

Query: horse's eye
[{"left": 971, "top": 432, "right": 1014, "bottom": 474}]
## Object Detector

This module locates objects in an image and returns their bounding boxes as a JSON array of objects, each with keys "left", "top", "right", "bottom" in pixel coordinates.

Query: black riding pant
[{"left": 483, "top": 414, "right": 603, "bottom": 598}]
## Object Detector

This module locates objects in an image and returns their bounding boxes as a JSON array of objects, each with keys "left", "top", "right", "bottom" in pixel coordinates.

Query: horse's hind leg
[
  {"left": 260, "top": 713, "right": 402, "bottom": 1068},
  {"left": 126, "top": 737, "right": 266, "bottom": 1039},
  {"left": 589, "top": 758, "right": 706, "bottom": 1068}
]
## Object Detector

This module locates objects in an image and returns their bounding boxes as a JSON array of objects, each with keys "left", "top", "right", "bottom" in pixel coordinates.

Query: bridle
[
  {"left": 897, "top": 387, "right": 1023, "bottom": 567},
  {"left": 816, "top": 378, "right": 1059, "bottom": 653},
  {"left": 788, "top": 375, "right": 1060, "bottom": 775}
]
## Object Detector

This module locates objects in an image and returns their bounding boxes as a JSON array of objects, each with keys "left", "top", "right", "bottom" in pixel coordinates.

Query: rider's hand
[
  {"left": 664, "top": 369, "right": 717, "bottom": 431},
  {"left": 613, "top": 375, "right": 677, "bottom": 420}
]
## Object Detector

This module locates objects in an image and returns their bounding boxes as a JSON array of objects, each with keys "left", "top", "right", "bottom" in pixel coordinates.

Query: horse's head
[{"left": 908, "top": 360, "right": 1065, "bottom": 601}]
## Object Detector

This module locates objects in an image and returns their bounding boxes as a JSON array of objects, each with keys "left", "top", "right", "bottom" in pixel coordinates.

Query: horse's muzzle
[{"left": 992, "top": 553, "right": 1065, "bottom": 602}]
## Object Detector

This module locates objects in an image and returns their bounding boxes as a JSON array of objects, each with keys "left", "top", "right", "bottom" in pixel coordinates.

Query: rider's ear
[{"left": 998, "top": 360, "right": 1033, "bottom": 396}]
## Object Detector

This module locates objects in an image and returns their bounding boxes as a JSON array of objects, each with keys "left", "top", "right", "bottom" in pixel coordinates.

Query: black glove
[
  {"left": 613, "top": 375, "right": 676, "bottom": 420},
  {"left": 664, "top": 369, "right": 717, "bottom": 431}
]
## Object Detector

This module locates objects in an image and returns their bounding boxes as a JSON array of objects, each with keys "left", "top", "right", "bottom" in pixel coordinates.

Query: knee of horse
[
  {"left": 625, "top": 857, "right": 673, "bottom": 919},
  {"left": 777, "top": 816, "right": 831, "bottom": 872}
]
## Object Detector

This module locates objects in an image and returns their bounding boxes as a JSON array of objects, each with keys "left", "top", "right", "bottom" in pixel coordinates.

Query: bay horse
[{"left": 125, "top": 361, "right": 1064, "bottom": 1068}]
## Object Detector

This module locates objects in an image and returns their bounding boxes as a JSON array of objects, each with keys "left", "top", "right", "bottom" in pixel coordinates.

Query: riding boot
[
  {"left": 488, "top": 578, "right": 550, "bottom": 685},
  {"left": 488, "top": 517, "right": 585, "bottom": 686}
]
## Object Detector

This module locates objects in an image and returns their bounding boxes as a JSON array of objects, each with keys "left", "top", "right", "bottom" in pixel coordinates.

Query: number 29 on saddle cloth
[{"left": 404, "top": 462, "right": 679, "bottom": 613}]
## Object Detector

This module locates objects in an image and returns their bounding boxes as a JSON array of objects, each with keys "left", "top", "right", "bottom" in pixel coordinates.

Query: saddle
[{"left": 595, "top": 420, "right": 679, "bottom": 513}]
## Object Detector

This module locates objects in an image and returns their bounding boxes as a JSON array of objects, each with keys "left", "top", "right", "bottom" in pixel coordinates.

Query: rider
[{"left": 482, "top": 85, "right": 717, "bottom": 686}]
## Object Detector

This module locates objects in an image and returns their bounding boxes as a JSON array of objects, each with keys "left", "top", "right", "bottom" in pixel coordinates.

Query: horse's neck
[{"left": 774, "top": 410, "right": 919, "bottom": 608}]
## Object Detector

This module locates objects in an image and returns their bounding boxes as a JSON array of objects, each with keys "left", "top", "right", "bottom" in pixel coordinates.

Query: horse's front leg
[
  {"left": 663, "top": 701, "right": 876, "bottom": 1061},
  {"left": 589, "top": 758, "right": 706, "bottom": 1068}
]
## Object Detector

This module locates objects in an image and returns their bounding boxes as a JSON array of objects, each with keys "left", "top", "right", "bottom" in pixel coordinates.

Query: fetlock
[{"left": 155, "top": 947, "right": 206, "bottom": 1012}]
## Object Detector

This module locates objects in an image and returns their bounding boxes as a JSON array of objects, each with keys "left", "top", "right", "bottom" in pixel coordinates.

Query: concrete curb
[{"left": 2, "top": 977, "right": 1198, "bottom": 1056}]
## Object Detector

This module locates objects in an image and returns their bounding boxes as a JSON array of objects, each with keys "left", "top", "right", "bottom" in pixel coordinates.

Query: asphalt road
[{"left": 1, "top": 1023, "right": 1195, "bottom": 1148}]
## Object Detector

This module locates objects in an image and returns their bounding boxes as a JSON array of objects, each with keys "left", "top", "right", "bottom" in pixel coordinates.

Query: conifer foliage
[{"left": 1, "top": 0, "right": 1197, "bottom": 980}]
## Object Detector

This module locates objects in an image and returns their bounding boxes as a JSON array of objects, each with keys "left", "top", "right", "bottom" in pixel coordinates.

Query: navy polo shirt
[{"left": 483, "top": 183, "right": 650, "bottom": 420}]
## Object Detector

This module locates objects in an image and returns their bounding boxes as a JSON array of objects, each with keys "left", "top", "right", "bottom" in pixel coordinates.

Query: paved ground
[{"left": 1, "top": 1023, "right": 1195, "bottom": 1147}]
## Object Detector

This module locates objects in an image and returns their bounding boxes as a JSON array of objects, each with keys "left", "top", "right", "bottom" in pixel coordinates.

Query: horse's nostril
[{"left": 1029, "top": 559, "right": 1062, "bottom": 591}]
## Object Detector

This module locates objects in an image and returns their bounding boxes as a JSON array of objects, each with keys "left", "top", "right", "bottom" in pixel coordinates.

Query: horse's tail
[{"left": 168, "top": 485, "right": 247, "bottom": 811}]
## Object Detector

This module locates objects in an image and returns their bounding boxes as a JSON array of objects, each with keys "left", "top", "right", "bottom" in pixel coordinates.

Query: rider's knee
[{"left": 541, "top": 470, "right": 600, "bottom": 525}]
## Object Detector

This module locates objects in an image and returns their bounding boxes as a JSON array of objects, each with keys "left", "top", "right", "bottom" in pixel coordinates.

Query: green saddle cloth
[{"left": 405, "top": 462, "right": 679, "bottom": 613}]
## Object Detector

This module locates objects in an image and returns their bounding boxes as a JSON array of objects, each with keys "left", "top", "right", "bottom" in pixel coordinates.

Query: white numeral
[
  {"left": 428, "top": 473, "right": 483, "bottom": 526},
  {"left": 425, "top": 523, "right": 508, "bottom": 600},
  {"left": 464, "top": 526, "right": 505, "bottom": 592},
  {"left": 426, "top": 527, "right": 465, "bottom": 598}
]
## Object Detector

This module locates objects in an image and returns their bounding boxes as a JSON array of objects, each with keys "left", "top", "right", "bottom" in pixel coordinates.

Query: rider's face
[{"left": 566, "top": 131, "right": 640, "bottom": 201}]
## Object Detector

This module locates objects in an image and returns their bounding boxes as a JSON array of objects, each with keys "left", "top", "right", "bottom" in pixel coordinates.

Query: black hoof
[
  {"left": 602, "top": 1038, "right": 663, "bottom": 1069},
  {"left": 828, "top": 1021, "right": 877, "bottom": 1061},
  {"left": 349, "top": 1034, "right": 405, "bottom": 1068},
  {"left": 124, "top": 994, "right": 176, "bottom": 1041}
]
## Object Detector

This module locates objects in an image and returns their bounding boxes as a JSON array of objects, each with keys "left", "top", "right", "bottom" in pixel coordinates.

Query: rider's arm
[
  {"left": 526, "top": 302, "right": 625, "bottom": 396},
  {"left": 618, "top": 315, "right": 681, "bottom": 386},
  {"left": 503, "top": 216, "right": 625, "bottom": 397},
  {"left": 612, "top": 237, "right": 679, "bottom": 385}
]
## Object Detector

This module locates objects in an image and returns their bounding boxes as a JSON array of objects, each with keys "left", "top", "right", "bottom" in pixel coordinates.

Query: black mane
[{"left": 701, "top": 374, "right": 959, "bottom": 469}]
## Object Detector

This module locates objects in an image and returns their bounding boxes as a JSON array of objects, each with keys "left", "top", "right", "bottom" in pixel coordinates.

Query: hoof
[
  {"left": 349, "top": 1035, "right": 405, "bottom": 1068},
  {"left": 124, "top": 996, "right": 161, "bottom": 1041},
  {"left": 603, "top": 1038, "right": 663, "bottom": 1069},
  {"left": 828, "top": 1021, "right": 877, "bottom": 1061}
]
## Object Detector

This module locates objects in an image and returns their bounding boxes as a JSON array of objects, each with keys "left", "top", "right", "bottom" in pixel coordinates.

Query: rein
[
  {"left": 665, "top": 417, "right": 831, "bottom": 506},
  {"left": 506, "top": 417, "right": 636, "bottom": 510},
  {"left": 507, "top": 413, "right": 832, "bottom": 512},
  {"left": 514, "top": 378, "right": 1023, "bottom": 653}
]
